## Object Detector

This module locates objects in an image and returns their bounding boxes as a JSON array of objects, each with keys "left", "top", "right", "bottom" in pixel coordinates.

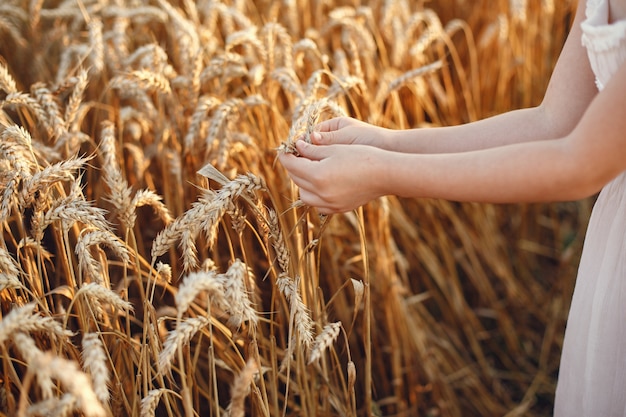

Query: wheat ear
[
  {"left": 0, "top": 303, "right": 74, "bottom": 346},
  {"left": 175, "top": 270, "right": 225, "bottom": 316},
  {"left": 81, "top": 333, "right": 110, "bottom": 406},
  {"left": 158, "top": 316, "right": 211, "bottom": 375},
  {"left": 308, "top": 322, "right": 342, "bottom": 364},
  {"left": 217, "top": 259, "right": 258, "bottom": 331},
  {"left": 227, "top": 359, "right": 258, "bottom": 417},
  {"left": 34, "top": 352, "right": 107, "bottom": 417}
]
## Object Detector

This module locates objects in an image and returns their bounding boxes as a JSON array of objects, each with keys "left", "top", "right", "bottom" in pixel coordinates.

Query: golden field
[{"left": 0, "top": 0, "right": 586, "bottom": 416}]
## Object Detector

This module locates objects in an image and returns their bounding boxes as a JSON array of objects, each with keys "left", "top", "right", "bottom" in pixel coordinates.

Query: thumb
[{"left": 295, "top": 140, "right": 330, "bottom": 161}]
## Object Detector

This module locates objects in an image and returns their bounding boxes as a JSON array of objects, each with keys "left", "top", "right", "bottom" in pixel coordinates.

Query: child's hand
[
  {"left": 278, "top": 140, "right": 386, "bottom": 214},
  {"left": 309, "top": 117, "right": 392, "bottom": 149}
]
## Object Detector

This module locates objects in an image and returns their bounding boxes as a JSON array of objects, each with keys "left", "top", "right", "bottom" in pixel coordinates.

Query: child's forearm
[
  {"left": 380, "top": 105, "right": 571, "bottom": 154},
  {"left": 378, "top": 136, "right": 603, "bottom": 204}
]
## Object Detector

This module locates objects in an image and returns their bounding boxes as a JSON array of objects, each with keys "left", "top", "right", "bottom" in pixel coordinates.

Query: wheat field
[{"left": 0, "top": 0, "right": 586, "bottom": 416}]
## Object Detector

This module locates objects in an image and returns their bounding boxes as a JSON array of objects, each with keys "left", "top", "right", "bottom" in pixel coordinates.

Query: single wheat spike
[
  {"left": 75, "top": 282, "right": 134, "bottom": 314},
  {"left": 0, "top": 303, "right": 74, "bottom": 347},
  {"left": 88, "top": 19, "right": 104, "bottom": 75},
  {"left": 199, "top": 174, "right": 266, "bottom": 248},
  {"left": 75, "top": 228, "right": 130, "bottom": 285},
  {"left": 175, "top": 270, "right": 225, "bottom": 316},
  {"left": 150, "top": 192, "right": 212, "bottom": 260},
  {"left": 152, "top": 174, "right": 265, "bottom": 260},
  {"left": 140, "top": 389, "right": 167, "bottom": 417},
  {"left": 128, "top": 189, "right": 173, "bottom": 229},
  {"left": 12, "top": 332, "right": 55, "bottom": 399},
  {"left": 81, "top": 333, "right": 110, "bottom": 406},
  {"left": 266, "top": 209, "right": 290, "bottom": 273},
  {"left": 31, "top": 82, "right": 67, "bottom": 141},
  {"left": 64, "top": 68, "right": 89, "bottom": 131},
  {"left": 99, "top": 120, "right": 135, "bottom": 229},
  {"left": 19, "top": 157, "right": 88, "bottom": 207},
  {"left": 158, "top": 316, "right": 211, "bottom": 374},
  {"left": 184, "top": 95, "right": 221, "bottom": 153},
  {"left": 0, "top": 61, "right": 18, "bottom": 94},
  {"left": 308, "top": 322, "right": 342, "bottom": 364},
  {"left": 271, "top": 67, "right": 304, "bottom": 101},
  {"left": 129, "top": 69, "right": 172, "bottom": 95},
  {"left": 218, "top": 259, "right": 258, "bottom": 330},
  {"left": 36, "top": 195, "right": 110, "bottom": 242},
  {"left": 226, "top": 359, "right": 258, "bottom": 417},
  {"left": 276, "top": 273, "right": 314, "bottom": 348},
  {"left": 0, "top": 246, "right": 21, "bottom": 290}
]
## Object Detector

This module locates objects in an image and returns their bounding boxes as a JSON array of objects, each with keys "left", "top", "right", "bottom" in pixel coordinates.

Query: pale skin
[{"left": 278, "top": 0, "right": 626, "bottom": 214}]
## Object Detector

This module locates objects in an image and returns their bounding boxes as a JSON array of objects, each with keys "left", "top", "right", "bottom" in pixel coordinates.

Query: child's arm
[
  {"left": 279, "top": 60, "right": 626, "bottom": 213},
  {"left": 311, "top": 0, "right": 598, "bottom": 154}
]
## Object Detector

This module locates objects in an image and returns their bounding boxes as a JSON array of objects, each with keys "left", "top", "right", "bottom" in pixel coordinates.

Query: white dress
[{"left": 554, "top": 0, "right": 626, "bottom": 415}]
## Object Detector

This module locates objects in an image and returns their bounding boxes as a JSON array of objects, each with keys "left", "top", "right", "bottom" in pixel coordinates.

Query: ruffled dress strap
[{"left": 580, "top": 0, "right": 626, "bottom": 90}]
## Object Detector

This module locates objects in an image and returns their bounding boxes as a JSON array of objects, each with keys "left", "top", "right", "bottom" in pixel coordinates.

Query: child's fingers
[{"left": 316, "top": 117, "right": 351, "bottom": 133}]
